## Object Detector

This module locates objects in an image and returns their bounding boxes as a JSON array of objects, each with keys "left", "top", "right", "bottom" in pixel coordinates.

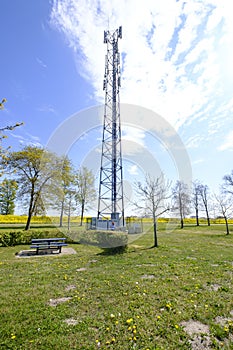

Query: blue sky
[{"left": 1, "top": 0, "right": 233, "bottom": 213}]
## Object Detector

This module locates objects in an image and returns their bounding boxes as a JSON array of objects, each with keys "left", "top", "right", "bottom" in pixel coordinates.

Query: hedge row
[{"left": 0, "top": 229, "right": 71, "bottom": 247}]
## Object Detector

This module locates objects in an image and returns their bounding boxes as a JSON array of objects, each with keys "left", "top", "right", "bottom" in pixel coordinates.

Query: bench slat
[{"left": 30, "top": 238, "right": 67, "bottom": 254}]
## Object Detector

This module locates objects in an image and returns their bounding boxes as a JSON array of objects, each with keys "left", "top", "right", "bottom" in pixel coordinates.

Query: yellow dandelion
[{"left": 126, "top": 318, "right": 133, "bottom": 324}]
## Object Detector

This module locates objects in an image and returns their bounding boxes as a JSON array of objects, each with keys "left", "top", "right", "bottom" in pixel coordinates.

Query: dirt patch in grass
[
  {"left": 16, "top": 247, "right": 77, "bottom": 258},
  {"left": 209, "top": 283, "right": 221, "bottom": 291},
  {"left": 63, "top": 318, "right": 79, "bottom": 326},
  {"left": 48, "top": 297, "right": 72, "bottom": 307},
  {"left": 181, "top": 320, "right": 210, "bottom": 336},
  {"left": 141, "top": 274, "right": 155, "bottom": 279},
  {"left": 181, "top": 320, "right": 211, "bottom": 350},
  {"left": 65, "top": 285, "right": 76, "bottom": 292}
]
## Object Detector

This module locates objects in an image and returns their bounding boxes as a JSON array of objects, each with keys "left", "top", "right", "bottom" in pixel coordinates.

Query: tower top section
[{"left": 104, "top": 26, "right": 122, "bottom": 44}]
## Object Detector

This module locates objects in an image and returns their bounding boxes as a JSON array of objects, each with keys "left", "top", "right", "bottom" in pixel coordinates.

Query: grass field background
[{"left": 0, "top": 223, "right": 233, "bottom": 349}]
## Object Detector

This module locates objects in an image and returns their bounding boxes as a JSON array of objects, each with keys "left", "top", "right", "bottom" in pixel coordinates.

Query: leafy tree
[
  {"left": 64, "top": 187, "right": 77, "bottom": 231},
  {"left": 75, "top": 166, "right": 96, "bottom": 226},
  {"left": 198, "top": 184, "right": 211, "bottom": 226},
  {"left": 6, "top": 145, "right": 61, "bottom": 230},
  {"left": 135, "top": 173, "right": 170, "bottom": 247},
  {"left": 172, "top": 180, "right": 191, "bottom": 229},
  {"left": 0, "top": 179, "right": 18, "bottom": 214},
  {"left": 50, "top": 157, "right": 76, "bottom": 227}
]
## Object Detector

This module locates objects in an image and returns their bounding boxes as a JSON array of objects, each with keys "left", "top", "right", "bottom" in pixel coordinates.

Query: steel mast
[{"left": 97, "top": 26, "right": 124, "bottom": 226}]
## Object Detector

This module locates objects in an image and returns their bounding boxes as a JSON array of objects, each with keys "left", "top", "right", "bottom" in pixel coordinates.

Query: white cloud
[{"left": 50, "top": 0, "right": 233, "bottom": 143}]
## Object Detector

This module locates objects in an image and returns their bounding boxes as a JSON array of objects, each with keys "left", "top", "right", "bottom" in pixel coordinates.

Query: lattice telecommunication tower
[{"left": 97, "top": 26, "right": 124, "bottom": 225}]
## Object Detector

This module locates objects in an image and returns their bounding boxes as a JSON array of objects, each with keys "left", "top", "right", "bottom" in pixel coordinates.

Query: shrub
[
  {"left": 95, "top": 230, "right": 128, "bottom": 249},
  {"left": 76, "top": 230, "right": 128, "bottom": 253}
]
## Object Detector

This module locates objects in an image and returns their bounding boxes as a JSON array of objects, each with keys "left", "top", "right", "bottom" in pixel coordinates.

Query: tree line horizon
[{"left": 1, "top": 99, "right": 232, "bottom": 247}]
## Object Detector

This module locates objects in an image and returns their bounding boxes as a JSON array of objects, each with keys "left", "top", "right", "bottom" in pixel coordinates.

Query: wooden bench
[{"left": 30, "top": 238, "right": 67, "bottom": 255}]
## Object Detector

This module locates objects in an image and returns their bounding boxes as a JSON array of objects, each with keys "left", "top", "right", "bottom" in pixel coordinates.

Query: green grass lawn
[{"left": 0, "top": 224, "right": 233, "bottom": 349}]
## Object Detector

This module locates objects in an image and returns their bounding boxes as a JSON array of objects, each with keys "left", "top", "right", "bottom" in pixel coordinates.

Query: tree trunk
[
  {"left": 59, "top": 200, "right": 64, "bottom": 227},
  {"left": 67, "top": 209, "right": 71, "bottom": 232},
  {"left": 224, "top": 216, "right": 229, "bottom": 235},
  {"left": 153, "top": 218, "right": 158, "bottom": 247},
  {"left": 180, "top": 217, "right": 184, "bottom": 229},
  {"left": 195, "top": 208, "right": 199, "bottom": 226},
  {"left": 80, "top": 199, "right": 85, "bottom": 226},
  {"left": 25, "top": 188, "right": 34, "bottom": 231},
  {"left": 205, "top": 206, "right": 210, "bottom": 226}
]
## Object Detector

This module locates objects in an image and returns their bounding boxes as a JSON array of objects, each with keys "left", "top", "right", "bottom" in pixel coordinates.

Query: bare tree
[
  {"left": 0, "top": 98, "right": 23, "bottom": 177},
  {"left": 135, "top": 173, "right": 170, "bottom": 247},
  {"left": 222, "top": 171, "right": 233, "bottom": 195},
  {"left": 198, "top": 184, "right": 211, "bottom": 226},
  {"left": 192, "top": 180, "right": 201, "bottom": 226},
  {"left": 214, "top": 193, "right": 232, "bottom": 235},
  {"left": 172, "top": 181, "right": 191, "bottom": 229}
]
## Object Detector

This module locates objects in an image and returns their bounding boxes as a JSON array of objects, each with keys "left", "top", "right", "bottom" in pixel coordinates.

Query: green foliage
[
  {"left": 75, "top": 166, "right": 96, "bottom": 225},
  {"left": 7, "top": 145, "right": 63, "bottom": 230},
  {"left": 0, "top": 179, "right": 18, "bottom": 214},
  {"left": 95, "top": 230, "right": 128, "bottom": 248},
  {"left": 78, "top": 230, "right": 128, "bottom": 252}
]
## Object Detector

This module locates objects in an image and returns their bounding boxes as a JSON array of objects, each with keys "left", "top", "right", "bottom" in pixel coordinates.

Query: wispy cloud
[
  {"left": 122, "top": 126, "right": 145, "bottom": 146},
  {"left": 218, "top": 130, "right": 233, "bottom": 151},
  {"left": 36, "top": 57, "right": 47, "bottom": 68},
  {"left": 127, "top": 165, "right": 139, "bottom": 176},
  {"left": 11, "top": 132, "right": 42, "bottom": 148},
  {"left": 37, "top": 104, "right": 57, "bottom": 114}
]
